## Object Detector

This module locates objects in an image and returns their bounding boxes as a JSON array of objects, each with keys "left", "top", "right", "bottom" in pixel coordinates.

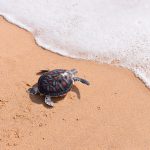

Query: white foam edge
[{"left": 1, "top": 13, "right": 150, "bottom": 89}]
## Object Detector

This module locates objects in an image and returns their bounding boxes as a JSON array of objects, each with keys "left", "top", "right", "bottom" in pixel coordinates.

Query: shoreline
[
  {"left": 1, "top": 16, "right": 150, "bottom": 149},
  {"left": 1, "top": 15, "right": 149, "bottom": 90}
]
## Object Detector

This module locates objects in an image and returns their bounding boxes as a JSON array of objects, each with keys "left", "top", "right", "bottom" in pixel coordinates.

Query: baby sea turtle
[{"left": 27, "top": 69, "right": 90, "bottom": 106}]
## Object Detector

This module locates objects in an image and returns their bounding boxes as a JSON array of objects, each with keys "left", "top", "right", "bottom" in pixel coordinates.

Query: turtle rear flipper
[
  {"left": 36, "top": 70, "right": 50, "bottom": 75},
  {"left": 27, "top": 87, "right": 39, "bottom": 95}
]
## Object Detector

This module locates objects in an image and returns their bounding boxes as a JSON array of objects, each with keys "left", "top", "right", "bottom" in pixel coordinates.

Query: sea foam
[{"left": 0, "top": 0, "right": 150, "bottom": 87}]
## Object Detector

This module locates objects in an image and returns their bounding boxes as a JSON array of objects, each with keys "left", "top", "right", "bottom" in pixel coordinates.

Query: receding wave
[{"left": 1, "top": 0, "right": 150, "bottom": 87}]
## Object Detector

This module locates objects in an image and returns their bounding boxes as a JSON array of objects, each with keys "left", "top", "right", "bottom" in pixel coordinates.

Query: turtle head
[
  {"left": 69, "top": 69, "right": 78, "bottom": 75},
  {"left": 61, "top": 69, "right": 78, "bottom": 78}
]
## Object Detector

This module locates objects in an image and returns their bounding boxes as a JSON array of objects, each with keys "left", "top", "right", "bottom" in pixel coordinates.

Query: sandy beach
[{"left": 1, "top": 16, "right": 150, "bottom": 150}]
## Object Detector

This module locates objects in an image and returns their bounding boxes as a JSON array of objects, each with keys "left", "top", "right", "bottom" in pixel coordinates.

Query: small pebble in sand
[
  {"left": 13, "top": 143, "right": 17, "bottom": 146},
  {"left": 26, "top": 83, "right": 31, "bottom": 86},
  {"left": 43, "top": 113, "right": 47, "bottom": 117},
  {"left": 6, "top": 143, "right": 11, "bottom": 146},
  {"left": 97, "top": 106, "right": 101, "bottom": 110},
  {"left": 39, "top": 123, "right": 43, "bottom": 127}
]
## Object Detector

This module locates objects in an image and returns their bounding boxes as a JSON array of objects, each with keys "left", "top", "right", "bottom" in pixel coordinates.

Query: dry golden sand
[{"left": 1, "top": 16, "right": 150, "bottom": 150}]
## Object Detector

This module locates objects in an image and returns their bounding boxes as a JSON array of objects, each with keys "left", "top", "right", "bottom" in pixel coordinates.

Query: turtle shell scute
[{"left": 38, "top": 69, "right": 73, "bottom": 97}]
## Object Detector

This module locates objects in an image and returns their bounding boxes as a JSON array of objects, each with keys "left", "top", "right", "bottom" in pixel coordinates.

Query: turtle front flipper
[
  {"left": 27, "top": 86, "right": 39, "bottom": 95},
  {"left": 73, "top": 77, "right": 90, "bottom": 85},
  {"left": 45, "top": 95, "right": 54, "bottom": 107}
]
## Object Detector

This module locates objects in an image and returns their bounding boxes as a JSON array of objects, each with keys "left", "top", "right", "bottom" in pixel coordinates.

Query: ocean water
[{"left": 0, "top": 0, "right": 150, "bottom": 87}]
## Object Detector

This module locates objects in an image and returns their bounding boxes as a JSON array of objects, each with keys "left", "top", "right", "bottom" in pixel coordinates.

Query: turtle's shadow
[
  {"left": 29, "top": 94, "right": 65, "bottom": 108},
  {"left": 71, "top": 85, "right": 81, "bottom": 99},
  {"left": 28, "top": 85, "right": 80, "bottom": 108}
]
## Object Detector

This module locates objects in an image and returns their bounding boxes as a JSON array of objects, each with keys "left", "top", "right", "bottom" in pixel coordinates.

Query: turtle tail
[{"left": 36, "top": 70, "right": 49, "bottom": 75}]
